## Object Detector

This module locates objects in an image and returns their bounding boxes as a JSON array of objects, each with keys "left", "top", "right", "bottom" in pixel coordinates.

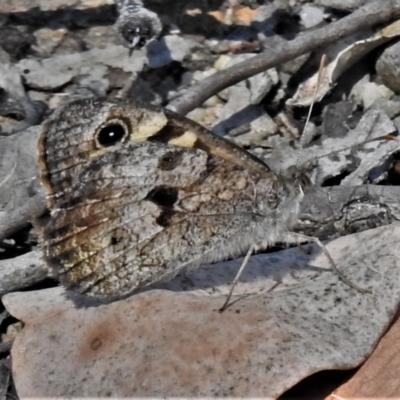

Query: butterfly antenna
[
  {"left": 296, "top": 54, "right": 327, "bottom": 170},
  {"left": 292, "top": 55, "right": 372, "bottom": 294}
]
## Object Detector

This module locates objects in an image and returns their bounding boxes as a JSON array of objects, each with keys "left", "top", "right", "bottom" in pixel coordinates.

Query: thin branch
[
  {"left": 0, "top": 193, "right": 46, "bottom": 242},
  {"left": 168, "top": 0, "right": 400, "bottom": 115},
  {"left": 0, "top": 341, "right": 13, "bottom": 356},
  {"left": 0, "top": 48, "right": 47, "bottom": 137},
  {"left": 0, "top": 250, "right": 48, "bottom": 296}
]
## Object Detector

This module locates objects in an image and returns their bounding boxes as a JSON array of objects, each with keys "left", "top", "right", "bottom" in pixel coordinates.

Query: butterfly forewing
[{"left": 37, "top": 98, "right": 292, "bottom": 299}]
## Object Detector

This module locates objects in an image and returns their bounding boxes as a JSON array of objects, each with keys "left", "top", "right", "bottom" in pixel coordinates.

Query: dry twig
[{"left": 168, "top": 0, "right": 400, "bottom": 114}]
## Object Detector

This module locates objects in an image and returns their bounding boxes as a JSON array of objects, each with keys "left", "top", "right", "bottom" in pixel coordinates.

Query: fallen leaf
[
  {"left": 327, "top": 315, "right": 400, "bottom": 398},
  {"left": 288, "top": 19, "right": 400, "bottom": 107},
  {"left": 3, "top": 224, "right": 400, "bottom": 398}
]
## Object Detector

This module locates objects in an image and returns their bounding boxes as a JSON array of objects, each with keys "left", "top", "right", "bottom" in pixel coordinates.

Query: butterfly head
[
  {"left": 279, "top": 164, "right": 314, "bottom": 200},
  {"left": 38, "top": 99, "right": 169, "bottom": 202}
]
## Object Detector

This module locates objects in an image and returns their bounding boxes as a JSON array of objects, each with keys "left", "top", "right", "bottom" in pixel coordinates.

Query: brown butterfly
[{"left": 37, "top": 98, "right": 311, "bottom": 300}]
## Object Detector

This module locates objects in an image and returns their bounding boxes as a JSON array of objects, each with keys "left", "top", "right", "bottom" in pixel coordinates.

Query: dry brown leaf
[
  {"left": 327, "top": 315, "right": 400, "bottom": 399},
  {"left": 3, "top": 224, "right": 400, "bottom": 399},
  {"left": 289, "top": 19, "right": 400, "bottom": 107}
]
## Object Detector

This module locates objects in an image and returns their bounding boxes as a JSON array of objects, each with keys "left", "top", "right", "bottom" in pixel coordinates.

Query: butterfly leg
[
  {"left": 219, "top": 243, "right": 257, "bottom": 312},
  {"left": 283, "top": 232, "right": 370, "bottom": 293}
]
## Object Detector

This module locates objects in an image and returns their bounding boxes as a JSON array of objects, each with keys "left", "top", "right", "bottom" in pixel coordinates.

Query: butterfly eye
[
  {"left": 96, "top": 120, "right": 128, "bottom": 148},
  {"left": 297, "top": 173, "right": 313, "bottom": 192}
]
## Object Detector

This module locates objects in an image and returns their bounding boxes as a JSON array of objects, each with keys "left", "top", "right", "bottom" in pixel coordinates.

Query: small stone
[
  {"left": 214, "top": 55, "right": 231, "bottom": 71},
  {"left": 192, "top": 68, "right": 216, "bottom": 83},
  {"left": 147, "top": 36, "right": 198, "bottom": 69},
  {"left": 376, "top": 40, "right": 400, "bottom": 94},
  {"left": 316, "top": 0, "right": 368, "bottom": 10},
  {"left": 361, "top": 82, "right": 394, "bottom": 110},
  {"left": 33, "top": 28, "right": 68, "bottom": 58},
  {"left": 371, "top": 98, "right": 400, "bottom": 119},
  {"left": 203, "top": 95, "right": 221, "bottom": 108},
  {"left": 299, "top": 5, "right": 325, "bottom": 28},
  {"left": 186, "top": 108, "right": 207, "bottom": 125}
]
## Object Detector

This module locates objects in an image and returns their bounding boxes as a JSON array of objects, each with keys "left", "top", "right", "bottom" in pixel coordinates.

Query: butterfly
[{"left": 37, "top": 97, "right": 311, "bottom": 300}]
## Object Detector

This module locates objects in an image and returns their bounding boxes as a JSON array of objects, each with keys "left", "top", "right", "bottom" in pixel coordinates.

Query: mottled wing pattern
[{"left": 37, "top": 98, "right": 289, "bottom": 299}]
